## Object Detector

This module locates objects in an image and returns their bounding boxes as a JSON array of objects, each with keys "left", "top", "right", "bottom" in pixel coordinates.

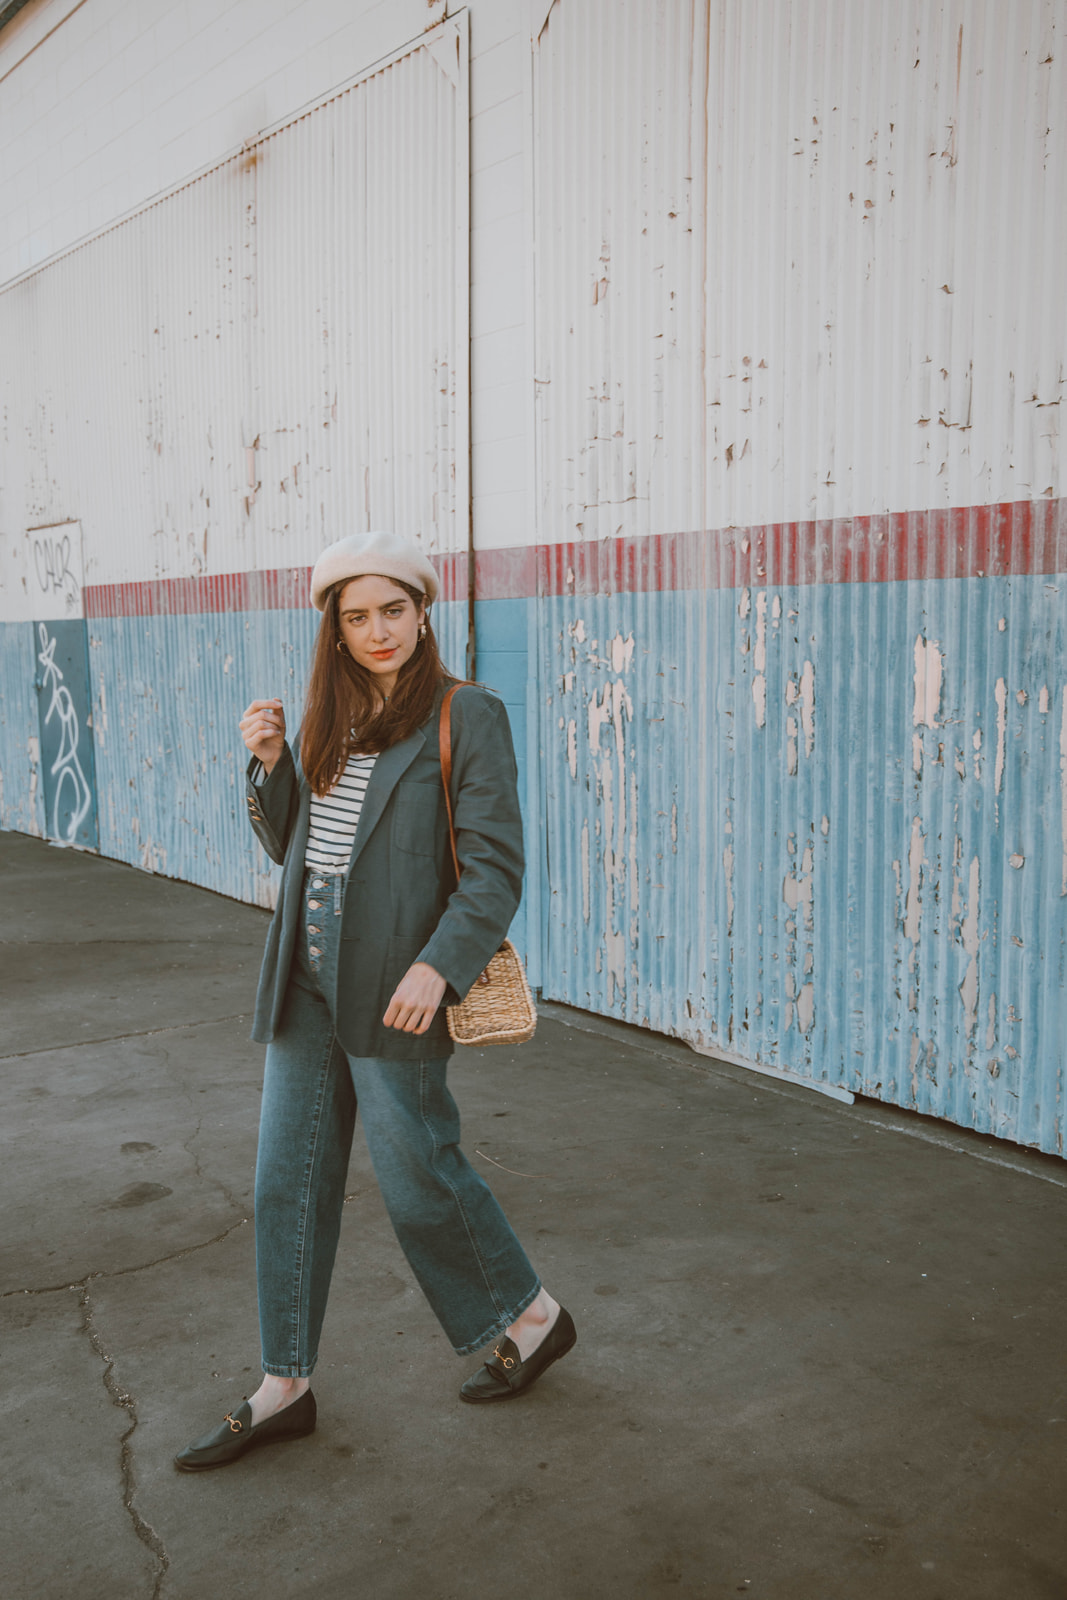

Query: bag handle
[{"left": 439, "top": 682, "right": 465, "bottom": 884}]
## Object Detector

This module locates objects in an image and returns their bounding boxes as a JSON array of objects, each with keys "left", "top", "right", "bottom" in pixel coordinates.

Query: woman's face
[{"left": 337, "top": 575, "right": 425, "bottom": 697}]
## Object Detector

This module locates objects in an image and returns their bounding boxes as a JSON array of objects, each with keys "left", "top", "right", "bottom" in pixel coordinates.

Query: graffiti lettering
[
  {"left": 36, "top": 623, "right": 93, "bottom": 843},
  {"left": 32, "top": 534, "right": 80, "bottom": 609}
]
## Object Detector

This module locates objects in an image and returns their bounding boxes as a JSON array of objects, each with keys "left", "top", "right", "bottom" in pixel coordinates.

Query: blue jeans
[{"left": 255, "top": 867, "right": 541, "bottom": 1374}]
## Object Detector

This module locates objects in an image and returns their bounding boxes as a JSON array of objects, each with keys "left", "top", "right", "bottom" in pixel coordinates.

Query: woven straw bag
[{"left": 439, "top": 685, "right": 537, "bottom": 1047}]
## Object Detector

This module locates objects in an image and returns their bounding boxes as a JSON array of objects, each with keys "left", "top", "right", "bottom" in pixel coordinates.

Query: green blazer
[{"left": 245, "top": 684, "right": 524, "bottom": 1060}]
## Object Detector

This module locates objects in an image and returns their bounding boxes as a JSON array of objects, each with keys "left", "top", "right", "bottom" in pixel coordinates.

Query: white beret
[{"left": 310, "top": 530, "right": 439, "bottom": 611}]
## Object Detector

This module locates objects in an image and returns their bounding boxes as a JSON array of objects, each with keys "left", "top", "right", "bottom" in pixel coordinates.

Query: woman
[{"left": 175, "top": 530, "right": 575, "bottom": 1472}]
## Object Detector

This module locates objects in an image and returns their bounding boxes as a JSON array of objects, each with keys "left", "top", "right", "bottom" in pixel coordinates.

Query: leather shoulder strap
[{"left": 439, "top": 683, "right": 463, "bottom": 882}]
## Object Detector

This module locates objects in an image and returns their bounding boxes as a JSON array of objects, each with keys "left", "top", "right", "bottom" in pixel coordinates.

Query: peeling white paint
[
  {"left": 604, "top": 927, "right": 627, "bottom": 1006},
  {"left": 994, "top": 677, "right": 1008, "bottom": 794},
  {"left": 958, "top": 854, "right": 981, "bottom": 1038},
  {"left": 752, "top": 673, "right": 767, "bottom": 726},
  {"left": 912, "top": 732, "right": 923, "bottom": 776},
  {"left": 571, "top": 617, "right": 586, "bottom": 644},
  {"left": 820, "top": 815, "right": 830, "bottom": 836},
  {"left": 783, "top": 845, "right": 814, "bottom": 931},
  {"left": 786, "top": 715, "right": 798, "bottom": 775},
  {"left": 609, "top": 630, "right": 635, "bottom": 673},
  {"left": 584, "top": 661, "right": 637, "bottom": 1008},
  {"left": 986, "top": 994, "right": 997, "bottom": 1051},
  {"left": 903, "top": 817, "right": 926, "bottom": 947},
  {"left": 972, "top": 726, "right": 982, "bottom": 782},
  {"left": 752, "top": 590, "right": 767, "bottom": 727},
  {"left": 997, "top": 617, "right": 1007, "bottom": 632},
  {"left": 567, "top": 719, "right": 577, "bottom": 779},
  {"left": 950, "top": 833, "right": 964, "bottom": 940},
  {"left": 581, "top": 818, "right": 591, "bottom": 923},
  {"left": 754, "top": 592, "right": 768, "bottom": 670},
  {"left": 799, "top": 660, "right": 815, "bottom": 755},
  {"left": 912, "top": 635, "right": 943, "bottom": 727},
  {"left": 1039, "top": 686, "right": 1050, "bottom": 713},
  {"left": 738, "top": 587, "right": 751, "bottom": 619},
  {"left": 909, "top": 1031, "right": 922, "bottom": 1099},
  {"left": 723, "top": 842, "right": 735, "bottom": 935},
  {"left": 587, "top": 685, "right": 613, "bottom": 751},
  {"left": 797, "top": 982, "right": 815, "bottom": 1034}
]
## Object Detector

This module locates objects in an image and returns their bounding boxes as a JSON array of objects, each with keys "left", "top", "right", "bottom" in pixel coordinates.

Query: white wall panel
[
  {"left": 0, "top": 0, "right": 449, "bottom": 284},
  {"left": 705, "top": 0, "right": 1066, "bottom": 529},
  {"left": 0, "top": 16, "right": 469, "bottom": 617},
  {"left": 533, "top": 0, "right": 709, "bottom": 547},
  {"left": 533, "top": 0, "right": 1066, "bottom": 544}
]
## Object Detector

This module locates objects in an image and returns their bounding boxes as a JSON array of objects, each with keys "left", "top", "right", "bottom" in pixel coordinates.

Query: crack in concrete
[
  {"left": 0, "top": 1014, "right": 252, "bottom": 1060},
  {"left": 77, "top": 1275, "right": 170, "bottom": 1600},
  {"left": 4, "top": 1217, "right": 249, "bottom": 1595},
  {"left": 175, "top": 1077, "right": 242, "bottom": 1215},
  {"left": 0, "top": 1215, "right": 248, "bottom": 1301}
]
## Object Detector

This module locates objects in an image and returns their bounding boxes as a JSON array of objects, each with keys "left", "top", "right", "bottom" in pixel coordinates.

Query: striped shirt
[{"left": 304, "top": 752, "right": 378, "bottom": 872}]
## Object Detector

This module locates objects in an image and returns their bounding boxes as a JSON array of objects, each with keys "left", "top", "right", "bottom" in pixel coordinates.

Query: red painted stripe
[{"left": 83, "top": 498, "right": 1066, "bottom": 617}]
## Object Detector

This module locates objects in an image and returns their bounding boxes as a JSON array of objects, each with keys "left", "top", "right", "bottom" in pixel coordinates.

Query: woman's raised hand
[{"left": 240, "top": 698, "right": 286, "bottom": 774}]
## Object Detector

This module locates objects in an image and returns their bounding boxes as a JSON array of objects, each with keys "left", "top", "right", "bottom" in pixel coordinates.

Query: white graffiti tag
[
  {"left": 33, "top": 533, "right": 81, "bottom": 610},
  {"left": 37, "top": 623, "right": 93, "bottom": 843}
]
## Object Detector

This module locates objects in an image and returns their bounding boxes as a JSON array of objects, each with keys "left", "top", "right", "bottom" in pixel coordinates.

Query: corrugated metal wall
[
  {"left": 1, "top": 0, "right": 1064, "bottom": 1155},
  {"left": 532, "top": 0, "right": 1066, "bottom": 1152},
  {"left": 0, "top": 19, "right": 469, "bottom": 903}
]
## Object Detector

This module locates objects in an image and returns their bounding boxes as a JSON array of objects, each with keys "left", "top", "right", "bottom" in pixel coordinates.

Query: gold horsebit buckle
[
  {"left": 224, "top": 1412, "right": 244, "bottom": 1434},
  {"left": 492, "top": 1346, "right": 516, "bottom": 1370}
]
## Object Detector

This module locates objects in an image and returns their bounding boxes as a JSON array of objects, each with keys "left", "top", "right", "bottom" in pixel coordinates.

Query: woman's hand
[
  {"left": 240, "top": 698, "right": 286, "bottom": 774},
  {"left": 384, "top": 962, "right": 447, "bottom": 1034}
]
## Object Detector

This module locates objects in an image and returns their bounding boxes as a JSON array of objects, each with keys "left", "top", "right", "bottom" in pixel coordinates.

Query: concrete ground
[{"left": 1, "top": 829, "right": 1064, "bottom": 1600}]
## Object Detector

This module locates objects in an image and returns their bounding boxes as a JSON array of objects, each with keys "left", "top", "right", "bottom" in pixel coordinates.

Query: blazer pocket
[{"left": 392, "top": 786, "right": 440, "bottom": 857}]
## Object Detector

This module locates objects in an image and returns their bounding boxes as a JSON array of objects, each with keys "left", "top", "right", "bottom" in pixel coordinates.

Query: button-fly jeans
[{"left": 255, "top": 867, "right": 541, "bottom": 1375}]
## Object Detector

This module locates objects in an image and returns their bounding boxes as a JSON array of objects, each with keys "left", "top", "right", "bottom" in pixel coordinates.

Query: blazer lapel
[
  {"left": 289, "top": 738, "right": 312, "bottom": 871},
  {"left": 346, "top": 725, "right": 426, "bottom": 874}
]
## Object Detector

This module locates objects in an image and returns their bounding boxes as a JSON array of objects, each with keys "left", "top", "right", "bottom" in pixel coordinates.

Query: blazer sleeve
[
  {"left": 416, "top": 690, "right": 525, "bottom": 1000},
  {"left": 245, "top": 742, "right": 300, "bottom": 865}
]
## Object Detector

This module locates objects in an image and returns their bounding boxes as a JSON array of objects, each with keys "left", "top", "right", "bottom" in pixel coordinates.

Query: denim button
[
  {"left": 307, "top": 925, "right": 320, "bottom": 935},
  {"left": 307, "top": 899, "right": 322, "bottom": 910},
  {"left": 308, "top": 945, "right": 322, "bottom": 957},
  {"left": 312, "top": 879, "right": 326, "bottom": 889}
]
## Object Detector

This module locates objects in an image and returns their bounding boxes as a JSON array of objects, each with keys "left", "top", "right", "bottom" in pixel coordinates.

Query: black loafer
[
  {"left": 174, "top": 1388, "right": 317, "bottom": 1472},
  {"left": 460, "top": 1307, "right": 577, "bottom": 1403}
]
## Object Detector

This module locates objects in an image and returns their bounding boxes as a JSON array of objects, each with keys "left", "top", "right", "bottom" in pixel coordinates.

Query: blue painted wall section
[
  {"left": 4, "top": 568, "right": 1061, "bottom": 1153},
  {"left": 0, "top": 623, "right": 46, "bottom": 837},
  {"left": 540, "top": 576, "right": 1066, "bottom": 1154}
]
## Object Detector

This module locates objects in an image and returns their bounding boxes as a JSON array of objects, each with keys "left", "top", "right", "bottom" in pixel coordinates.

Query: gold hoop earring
[
  {"left": 336, "top": 639, "right": 347, "bottom": 654},
  {"left": 419, "top": 623, "right": 427, "bottom": 640}
]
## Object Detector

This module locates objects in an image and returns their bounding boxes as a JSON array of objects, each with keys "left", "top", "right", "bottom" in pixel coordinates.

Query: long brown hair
[{"left": 300, "top": 577, "right": 451, "bottom": 795}]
